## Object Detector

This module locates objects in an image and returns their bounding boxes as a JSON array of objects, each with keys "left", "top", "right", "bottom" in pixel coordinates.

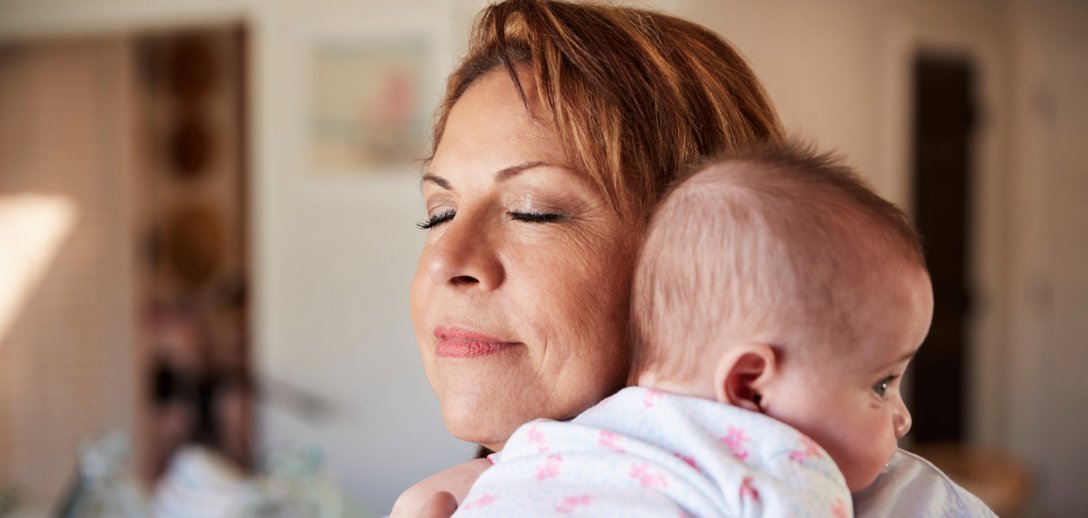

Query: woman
[
  {"left": 402, "top": 0, "right": 990, "bottom": 516},
  {"left": 412, "top": 0, "right": 779, "bottom": 453}
]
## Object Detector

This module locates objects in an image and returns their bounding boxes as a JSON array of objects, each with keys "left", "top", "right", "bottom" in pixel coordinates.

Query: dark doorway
[{"left": 909, "top": 54, "right": 977, "bottom": 443}]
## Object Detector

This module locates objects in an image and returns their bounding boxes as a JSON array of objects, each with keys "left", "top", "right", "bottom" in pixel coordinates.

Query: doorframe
[{"left": 880, "top": 17, "right": 1012, "bottom": 447}]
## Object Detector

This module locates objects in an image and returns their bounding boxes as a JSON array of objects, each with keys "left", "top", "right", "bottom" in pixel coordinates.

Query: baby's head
[{"left": 631, "top": 142, "right": 933, "bottom": 491}]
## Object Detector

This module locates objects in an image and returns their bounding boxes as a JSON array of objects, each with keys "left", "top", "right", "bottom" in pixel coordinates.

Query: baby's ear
[{"left": 713, "top": 343, "right": 777, "bottom": 413}]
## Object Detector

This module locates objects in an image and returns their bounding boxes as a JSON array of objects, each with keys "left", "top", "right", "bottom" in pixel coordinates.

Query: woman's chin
[
  {"left": 442, "top": 416, "right": 511, "bottom": 453},
  {"left": 439, "top": 399, "right": 518, "bottom": 451}
]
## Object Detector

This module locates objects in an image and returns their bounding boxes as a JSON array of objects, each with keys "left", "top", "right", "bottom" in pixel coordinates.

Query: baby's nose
[{"left": 894, "top": 405, "right": 912, "bottom": 438}]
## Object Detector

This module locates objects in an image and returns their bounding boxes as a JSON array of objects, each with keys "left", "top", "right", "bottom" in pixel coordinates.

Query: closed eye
[
  {"left": 509, "top": 211, "right": 562, "bottom": 223},
  {"left": 417, "top": 209, "right": 456, "bottom": 229}
]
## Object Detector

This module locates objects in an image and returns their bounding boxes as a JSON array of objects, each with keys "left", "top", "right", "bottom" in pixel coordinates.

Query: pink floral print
[
  {"left": 830, "top": 498, "right": 849, "bottom": 518},
  {"left": 555, "top": 494, "right": 593, "bottom": 513},
  {"left": 739, "top": 476, "right": 760, "bottom": 503},
  {"left": 720, "top": 426, "right": 750, "bottom": 461},
  {"left": 461, "top": 494, "right": 496, "bottom": 510},
  {"left": 535, "top": 454, "right": 563, "bottom": 481},
  {"left": 789, "top": 434, "right": 823, "bottom": 463},
  {"left": 629, "top": 463, "right": 669, "bottom": 489},
  {"left": 527, "top": 425, "right": 549, "bottom": 453},
  {"left": 643, "top": 388, "right": 664, "bottom": 408},
  {"left": 455, "top": 388, "right": 852, "bottom": 516},
  {"left": 598, "top": 430, "right": 625, "bottom": 453}
]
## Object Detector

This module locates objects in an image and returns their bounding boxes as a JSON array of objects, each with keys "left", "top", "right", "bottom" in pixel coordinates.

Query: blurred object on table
[
  {"left": 151, "top": 445, "right": 257, "bottom": 518},
  {"left": 50, "top": 431, "right": 371, "bottom": 517},
  {"left": 246, "top": 445, "right": 374, "bottom": 518},
  {"left": 56, "top": 432, "right": 147, "bottom": 517}
]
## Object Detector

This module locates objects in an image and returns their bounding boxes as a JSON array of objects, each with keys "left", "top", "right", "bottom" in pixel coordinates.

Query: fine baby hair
[{"left": 631, "top": 141, "right": 926, "bottom": 382}]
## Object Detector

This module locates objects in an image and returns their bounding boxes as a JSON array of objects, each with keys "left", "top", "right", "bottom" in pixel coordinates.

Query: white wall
[
  {"left": 1004, "top": 1, "right": 1088, "bottom": 515},
  {"left": 2, "top": 0, "right": 1086, "bottom": 514},
  {"left": 249, "top": 1, "right": 478, "bottom": 512}
]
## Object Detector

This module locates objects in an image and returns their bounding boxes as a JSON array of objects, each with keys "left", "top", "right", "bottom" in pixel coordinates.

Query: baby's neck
[{"left": 635, "top": 373, "right": 717, "bottom": 402}]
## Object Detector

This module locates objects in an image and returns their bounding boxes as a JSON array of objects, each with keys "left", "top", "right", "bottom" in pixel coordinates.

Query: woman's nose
[
  {"left": 893, "top": 400, "right": 912, "bottom": 438},
  {"left": 426, "top": 215, "right": 504, "bottom": 290}
]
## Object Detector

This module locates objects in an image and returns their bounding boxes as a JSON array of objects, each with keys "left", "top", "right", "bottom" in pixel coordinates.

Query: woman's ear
[{"left": 713, "top": 343, "right": 777, "bottom": 413}]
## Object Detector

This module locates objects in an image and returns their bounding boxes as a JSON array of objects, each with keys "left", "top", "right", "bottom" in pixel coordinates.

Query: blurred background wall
[{"left": 0, "top": 0, "right": 1084, "bottom": 515}]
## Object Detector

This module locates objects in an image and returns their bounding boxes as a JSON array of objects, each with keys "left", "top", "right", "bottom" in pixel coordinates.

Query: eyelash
[
  {"left": 416, "top": 210, "right": 562, "bottom": 229},
  {"left": 872, "top": 375, "right": 898, "bottom": 398},
  {"left": 509, "top": 210, "right": 563, "bottom": 223},
  {"left": 417, "top": 209, "right": 455, "bottom": 229}
]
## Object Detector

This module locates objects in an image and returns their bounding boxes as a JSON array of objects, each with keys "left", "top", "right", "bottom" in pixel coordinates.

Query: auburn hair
[{"left": 430, "top": 0, "right": 785, "bottom": 221}]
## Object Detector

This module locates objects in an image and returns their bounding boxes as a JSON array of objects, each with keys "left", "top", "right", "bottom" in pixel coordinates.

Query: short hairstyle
[
  {"left": 430, "top": 0, "right": 785, "bottom": 222},
  {"left": 630, "top": 142, "right": 926, "bottom": 379}
]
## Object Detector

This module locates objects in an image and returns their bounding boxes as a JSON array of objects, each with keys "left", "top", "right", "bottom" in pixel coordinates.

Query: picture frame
[{"left": 291, "top": 11, "right": 452, "bottom": 178}]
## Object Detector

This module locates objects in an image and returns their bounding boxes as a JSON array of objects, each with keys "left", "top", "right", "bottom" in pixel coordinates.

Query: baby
[{"left": 404, "top": 143, "right": 936, "bottom": 516}]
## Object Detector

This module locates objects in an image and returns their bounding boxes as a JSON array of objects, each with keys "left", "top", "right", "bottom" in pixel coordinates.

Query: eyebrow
[
  {"left": 898, "top": 346, "right": 921, "bottom": 363},
  {"left": 420, "top": 161, "right": 556, "bottom": 191},
  {"left": 880, "top": 346, "right": 921, "bottom": 371},
  {"left": 870, "top": 345, "right": 922, "bottom": 375}
]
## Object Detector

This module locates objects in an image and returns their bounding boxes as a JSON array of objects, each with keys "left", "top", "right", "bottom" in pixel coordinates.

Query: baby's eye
[
  {"left": 417, "top": 209, "right": 456, "bottom": 229},
  {"left": 872, "top": 376, "right": 895, "bottom": 398},
  {"left": 508, "top": 210, "right": 563, "bottom": 223}
]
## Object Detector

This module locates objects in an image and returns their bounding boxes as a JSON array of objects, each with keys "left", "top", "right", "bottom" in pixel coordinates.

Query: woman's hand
[
  {"left": 416, "top": 492, "right": 458, "bottom": 518},
  {"left": 391, "top": 458, "right": 491, "bottom": 517}
]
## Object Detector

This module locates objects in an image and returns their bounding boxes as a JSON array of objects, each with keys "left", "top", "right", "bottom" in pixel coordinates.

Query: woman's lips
[{"left": 434, "top": 326, "right": 520, "bottom": 358}]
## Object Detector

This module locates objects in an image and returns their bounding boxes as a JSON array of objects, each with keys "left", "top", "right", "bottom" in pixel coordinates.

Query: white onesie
[{"left": 454, "top": 386, "right": 852, "bottom": 517}]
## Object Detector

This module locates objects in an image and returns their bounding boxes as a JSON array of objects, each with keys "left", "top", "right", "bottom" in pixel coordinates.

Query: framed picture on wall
[{"left": 295, "top": 13, "right": 449, "bottom": 177}]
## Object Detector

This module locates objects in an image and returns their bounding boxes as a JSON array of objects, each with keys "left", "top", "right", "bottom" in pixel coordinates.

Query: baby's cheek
[{"left": 848, "top": 430, "right": 899, "bottom": 492}]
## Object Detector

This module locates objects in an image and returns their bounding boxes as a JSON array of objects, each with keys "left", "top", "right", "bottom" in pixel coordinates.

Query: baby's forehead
[
  {"left": 837, "top": 267, "right": 933, "bottom": 362},
  {"left": 731, "top": 263, "right": 931, "bottom": 360}
]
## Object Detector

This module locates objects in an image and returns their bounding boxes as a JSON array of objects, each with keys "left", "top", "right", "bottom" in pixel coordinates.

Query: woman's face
[{"left": 410, "top": 70, "right": 634, "bottom": 451}]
